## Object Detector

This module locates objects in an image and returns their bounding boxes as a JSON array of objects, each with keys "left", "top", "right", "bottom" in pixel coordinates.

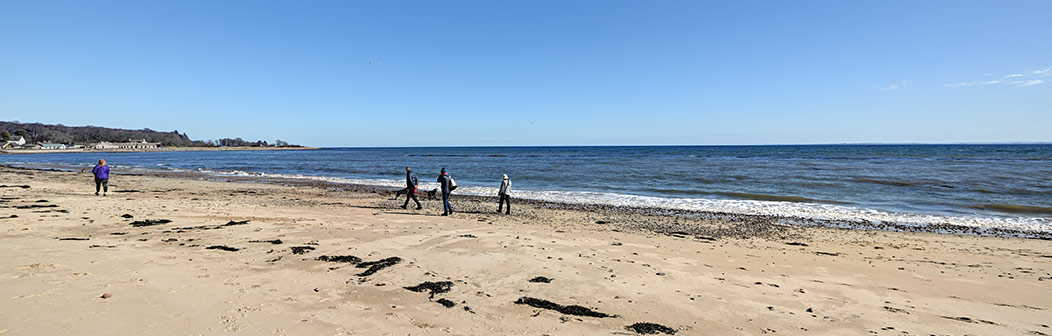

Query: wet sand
[{"left": 1, "top": 166, "right": 1050, "bottom": 335}]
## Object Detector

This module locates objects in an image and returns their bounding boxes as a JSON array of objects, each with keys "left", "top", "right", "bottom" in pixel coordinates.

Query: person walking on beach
[
  {"left": 437, "top": 168, "right": 454, "bottom": 216},
  {"left": 401, "top": 166, "right": 422, "bottom": 210},
  {"left": 497, "top": 174, "right": 511, "bottom": 215},
  {"left": 90, "top": 159, "right": 110, "bottom": 196}
]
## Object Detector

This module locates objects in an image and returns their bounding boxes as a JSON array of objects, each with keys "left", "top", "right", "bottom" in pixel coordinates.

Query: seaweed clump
[
  {"left": 514, "top": 297, "right": 614, "bottom": 318},
  {"left": 404, "top": 281, "right": 453, "bottom": 298},
  {"left": 205, "top": 245, "right": 240, "bottom": 252},
  {"left": 166, "top": 220, "right": 249, "bottom": 232},
  {"left": 435, "top": 298, "right": 456, "bottom": 308},
  {"left": 356, "top": 257, "right": 402, "bottom": 276},
  {"left": 626, "top": 322, "right": 677, "bottom": 335},
  {"left": 316, "top": 255, "right": 361, "bottom": 263},
  {"left": 130, "top": 219, "right": 172, "bottom": 227}
]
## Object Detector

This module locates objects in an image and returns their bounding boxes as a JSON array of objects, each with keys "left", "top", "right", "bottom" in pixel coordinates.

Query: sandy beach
[{"left": 1, "top": 166, "right": 1050, "bottom": 335}]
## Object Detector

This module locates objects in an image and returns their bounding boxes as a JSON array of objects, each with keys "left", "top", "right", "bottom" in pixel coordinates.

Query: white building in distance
[
  {"left": 2, "top": 135, "right": 26, "bottom": 149},
  {"left": 39, "top": 143, "right": 68, "bottom": 150},
  {"left": 91, "top": 139, "right": 160, "bottom": 149}
]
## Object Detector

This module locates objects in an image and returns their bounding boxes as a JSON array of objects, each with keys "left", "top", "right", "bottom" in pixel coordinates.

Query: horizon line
[{"left": 312, "top": 142, "right": 1052, "bottom": 148}]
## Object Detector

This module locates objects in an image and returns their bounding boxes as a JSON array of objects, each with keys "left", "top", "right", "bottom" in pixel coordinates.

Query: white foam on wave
[{"left": 519, "top": 190, "right": 1052, "bottom": 233}]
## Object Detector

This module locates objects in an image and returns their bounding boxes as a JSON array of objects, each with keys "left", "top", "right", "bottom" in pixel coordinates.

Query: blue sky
[{"left": 1, "top": 1, "right": 1050, "bottom": 147}]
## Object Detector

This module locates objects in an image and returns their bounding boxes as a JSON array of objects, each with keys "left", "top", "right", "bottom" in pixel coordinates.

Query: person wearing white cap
[{"left": 497, "top": 174, "right": 511, "bottom": 215}]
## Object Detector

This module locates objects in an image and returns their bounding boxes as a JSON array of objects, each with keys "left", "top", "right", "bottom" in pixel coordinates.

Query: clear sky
[{"left": 1, "top": 1, "right": 1050, "bottom": 147}]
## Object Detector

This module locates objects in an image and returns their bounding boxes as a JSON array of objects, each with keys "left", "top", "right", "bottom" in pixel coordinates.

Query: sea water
[{"left": 3, "top": 145, "right": 1050, "bottom": 232}]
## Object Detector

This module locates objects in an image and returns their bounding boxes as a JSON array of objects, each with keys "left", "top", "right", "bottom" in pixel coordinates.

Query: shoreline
[
  {"left": 3, "top": 146, "right": 1049, "bottom": 235},
  {"left": 1, "top": 166, "right": 1050, "bottom": 335},
  {"left": 0, "top": 146, "right": 319, "bottom": 155},
  {"left": 39, "top": 164, "right": 1052, "bottom": 240},
  {"left": 4, "top": 164, "right": 1051, "bottom": 239}
]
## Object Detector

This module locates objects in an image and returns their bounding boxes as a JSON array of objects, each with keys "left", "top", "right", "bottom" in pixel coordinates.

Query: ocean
[{"left": 3, "top": 145, "right": 1050, "bottom": 233}]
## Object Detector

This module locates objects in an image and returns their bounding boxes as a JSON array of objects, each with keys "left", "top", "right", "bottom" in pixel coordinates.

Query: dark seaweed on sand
[
  {"left": 626, "top": 322, "right": 677, "bottom": 335},
  {"left": 205, "top": 245, "right": 240, "bottom": 252},
  {"left": 356, "top": 257, "right": 402, "bottom": 276},
  {"left": 528, "top": 276, "right": 553, "bottom": 283},
  {"left": 291, "top": 246, "right": 316, "bottom": 254},
  {"left": 14, "top": 204, "right": 58, "bottom": 209},
  {"left": 404, "top": 281, "right": 453, "bottom": 298},
  {"left": 316, "top": 255, "right": 361, "bottom": 263},
  {"left": 248, "top": 239, "right": 283, "bottom": 244},
  {"left": 34, "top": 209, "right": 68, "bottom": 213},
  {"left": 514, "top": 297, "right": 615, "bottom": 318},
  {"left": 167, "top": 220, "right": 250, "bottom": 232},
  {"left": 941, "top": 316, "right": 998, "bottom": 325},
  {"left": 121, "top": 214, "right": 134, "bottom": 218},
  {"left": 130, "top": 219, "right": 172, "bottom": 227},
  {"left": 435, "top": 298, "right": 456, "bottom": 308}
]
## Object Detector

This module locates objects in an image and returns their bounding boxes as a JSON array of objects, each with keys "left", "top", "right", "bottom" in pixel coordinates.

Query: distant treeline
[{"left": 0, "top": 121, "right": 298, "bottom": 147}]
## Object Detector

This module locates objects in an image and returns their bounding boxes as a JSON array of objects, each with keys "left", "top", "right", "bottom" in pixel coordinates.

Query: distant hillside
[
  {"left": 1, "top": 121, "right": 202, "bottom": 146},
  {"left": 0, "top": 121, "right": 298, "bottom": 148}
]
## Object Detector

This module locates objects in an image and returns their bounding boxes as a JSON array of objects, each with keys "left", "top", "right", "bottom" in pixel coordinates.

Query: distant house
[
  {"left": 91, "top": 142, "right": 119, "bottom": 149},
  {"left": 91, "top": 139, "right": 159, "bottom": 149},
  {"left": 114, "top": 139, "right": 160, "bottom": 149},
  {"left": 2, "top": 135, "right": 26, "bottom": 149},
  {"left": 39, "top": 143, "right": 68, "bottom": 150}
]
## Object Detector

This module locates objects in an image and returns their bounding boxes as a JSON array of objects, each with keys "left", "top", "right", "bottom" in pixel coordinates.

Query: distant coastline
[
  {"left": 0, "top": 146, "right": 318, "bottom": 155},
  {"left": 1, "top": 121, "right": 308, "bottom": 150}
]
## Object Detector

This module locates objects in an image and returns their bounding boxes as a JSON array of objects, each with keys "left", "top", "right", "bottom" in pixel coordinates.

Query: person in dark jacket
[
  {"left": 437, "top": 168, "right": 453, "bottom": 216},
  {"left": 497, "top": 174, "right": 511, "bottom": 214},
  {"left": 90, "top": 159, "right": 110, "bottom": 196},
  {"left": 401, "top": 166, "right": 422, "bottom": 210}
]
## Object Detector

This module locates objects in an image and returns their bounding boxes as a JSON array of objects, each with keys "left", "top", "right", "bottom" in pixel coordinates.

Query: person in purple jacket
[{"left": 90, "top": 159, "right": 110, "bottom": 196}]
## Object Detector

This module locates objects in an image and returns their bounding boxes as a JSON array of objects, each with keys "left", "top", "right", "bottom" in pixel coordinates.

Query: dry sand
[{"left": 1, "top": 166, "right": 1050, "bottom": 335}]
